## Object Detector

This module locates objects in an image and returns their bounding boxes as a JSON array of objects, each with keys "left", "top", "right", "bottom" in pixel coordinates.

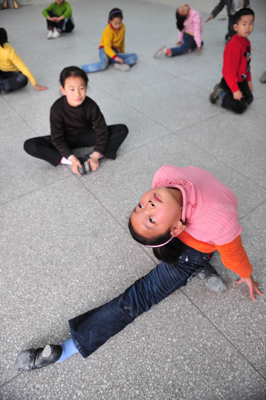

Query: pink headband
[{"left": 146, "top": 235, "right": 174, "bottom": 248}]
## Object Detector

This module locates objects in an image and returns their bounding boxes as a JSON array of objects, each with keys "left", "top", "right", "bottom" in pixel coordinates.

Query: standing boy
[{"left": 209, "top": 8, "right": 254, "bottom": 114}]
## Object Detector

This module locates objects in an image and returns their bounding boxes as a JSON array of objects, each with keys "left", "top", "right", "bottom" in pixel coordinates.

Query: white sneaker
[
  {"left": 154, "top": 46, "right": 167, "bottom": 59},
  {"left": 114, "top": 63, "right": 130, "bottom": 72},
  {"left": 47, "top": 30, "right": 53, "bottom": 39},
  {"left": 52, "top": 30, "right": 61, "bottom": 39}
]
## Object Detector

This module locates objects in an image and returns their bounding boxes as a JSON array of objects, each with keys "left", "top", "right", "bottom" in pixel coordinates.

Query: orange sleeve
[{"left": 214, "top": 235, "right": 253, "bottom": 278}]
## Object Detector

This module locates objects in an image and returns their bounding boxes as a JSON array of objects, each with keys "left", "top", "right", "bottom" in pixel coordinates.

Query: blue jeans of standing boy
[
  {"left": 69, "top": 241, "right": 213, "bottom": 358},
  {"left": 168, "top": 32, "right": 203, "bottom": 57},
  {"left": 81, "top": 48, "right": 138, "bottom": 73}
]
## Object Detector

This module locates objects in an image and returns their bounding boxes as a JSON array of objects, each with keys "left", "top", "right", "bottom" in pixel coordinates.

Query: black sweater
[{"left": 50, "top": 96, "right": 108, "bottom": 159}]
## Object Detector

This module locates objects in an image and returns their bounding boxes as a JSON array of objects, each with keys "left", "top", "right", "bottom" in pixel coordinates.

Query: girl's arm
[
  {"left": 9, "top": 46, "right": 47, "bottom": 90},
  {"left": 42, "top": 3, "right": 55, "bottom": 18},
  {"left": 193, "top": 12, "right": 203, "bottom": 50},
  {"left": 50, "top": 109, "right": 73, "bottom": 160},
  {"left": 215, "top": 235, "right": 263, "bottom": 300},
  {"left": 88, "top": 101, "right": 109, "bottom": 170}
]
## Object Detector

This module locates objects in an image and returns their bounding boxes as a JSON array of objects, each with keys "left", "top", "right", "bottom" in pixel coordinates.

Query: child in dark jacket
[
  {"left": 209, "top": 8, "right": 254, "bottom": 114},
  {"left": 206, "top": 0, "right": 250, "bottom": 42}
]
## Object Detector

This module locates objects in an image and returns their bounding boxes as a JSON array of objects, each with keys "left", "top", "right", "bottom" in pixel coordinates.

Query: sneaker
[
  {"left": 47, "top": 30, "right": 53, "bottom": 39},
  {"left": 209, "top": 83, "right": 222, "bottom": 104},
  {"left": 114, "top": 63, "right": 130, "bottom": 72},
  {"left": 154, "top": 46, "right": 168, "bottom": 59},
  {"left": 52, "top": 30, "right": 61, "bottom": 39},
  {"left": 260, "top": 70, "right": 266, "bottom": 83},
  {"left": 197, "top": 264, "right": 227, "bottom": 293},
  {"left": 15, "top": 344, "right": 62, "bottom": 372}
]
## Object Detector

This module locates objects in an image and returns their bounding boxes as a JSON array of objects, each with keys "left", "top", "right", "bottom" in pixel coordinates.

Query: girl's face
[
  {"left": 177, "top": 4, "right": 190, "bottom": 17},
  {"left": 56, "top": 0, "right": 64, "bottom": 4},
  {"left": 110, "top": 17, "right": 123, "bottom": 30},
  {"left": 60, "top": 76, "right": 87, "bottom": 107},
  {"left": 130, "top": 187, "right": 183, "bottom": 240}
]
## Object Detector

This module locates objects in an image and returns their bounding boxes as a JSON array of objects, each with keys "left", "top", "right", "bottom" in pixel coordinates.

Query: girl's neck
[{"left": 109, "top": 22, "right": 121, "bottom": 31}]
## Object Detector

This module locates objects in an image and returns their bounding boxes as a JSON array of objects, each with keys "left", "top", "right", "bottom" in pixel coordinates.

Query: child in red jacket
[{"left": 209, "top": 8, "right": 254, "bottom": 114}]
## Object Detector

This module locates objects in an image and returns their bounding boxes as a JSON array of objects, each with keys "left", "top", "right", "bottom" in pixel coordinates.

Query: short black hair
[
  {"left": 108, "top": 8, "right": 123, "bottom": 21},
  {"left": 0, "top": 28, "right": 8, "bottom": 48},
  {"left": 234, "top": 8, "right": 255, "bottom": 25},
  {"left": 59, "top": 66, "right": 89, "bottom": 87}
]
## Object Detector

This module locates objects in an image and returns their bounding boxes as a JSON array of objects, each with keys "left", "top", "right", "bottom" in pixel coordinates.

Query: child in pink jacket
[{"left": 154, "top": 4, "right": 203, "bottom": 58}]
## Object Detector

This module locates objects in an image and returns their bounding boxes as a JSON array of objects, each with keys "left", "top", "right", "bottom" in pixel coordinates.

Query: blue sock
[
  {"left": 220, "top": 89, "right": 225, "bottom": 99},
  {"left": 56, "top": 338, "right": 79, "bottom": 363}
]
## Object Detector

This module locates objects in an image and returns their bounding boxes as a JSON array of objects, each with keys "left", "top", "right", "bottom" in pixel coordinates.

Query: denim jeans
[
  {"left": 169, "top": 32, "right": 203, "bottom": 57},
  {"left": 69, "top": 241, "right": 213, "bottom": 358},
  {"left": 0, "top": 71, "right": 28, "bottom": 92},
  {"left": 81, "top": 48, "right": 138, "bottom": 73}
]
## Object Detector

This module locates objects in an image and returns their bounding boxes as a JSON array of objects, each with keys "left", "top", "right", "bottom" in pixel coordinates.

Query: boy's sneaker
[
  {"left": 114, "top": 63, "right": 130, "bottom": 72},
  {"left": 15, "top": 344, "right": 62, "bottom": 372},
  {"left": 209, "top": 83, "right": 222, "bottom": 104},
  {"left": 197, "top": 264, "right": 227, "bottom": 293},
  {"left": 47, "top": 30, "right": 53, "bottom": 39},
  {"left": 154, "top": 46, "right": 167, "bottom": 59},
  {"left": 52, "top": 30, "right": 61, "bottom": 39}
]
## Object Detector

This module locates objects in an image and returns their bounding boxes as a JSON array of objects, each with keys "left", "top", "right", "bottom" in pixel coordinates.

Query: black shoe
[
  {"left": 78, "top": 161, "right": 91, "bottom": 175},
  {"left": 15, "top": 344, "right": 62, "bottom": 372},
  {"left": 197, "top": 264, "right": 227, "bottom": 293},
  {"left": 209, "top": 83, "right": 222, "bottom": 104}
]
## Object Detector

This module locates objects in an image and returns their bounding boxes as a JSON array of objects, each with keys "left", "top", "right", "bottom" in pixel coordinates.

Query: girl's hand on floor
[
  {"left": 69, "top": 156, "right": 82, "bottom": 175},
  {"left": 197, "top": 47, "right": 201, "bottom": 55},
  {"left": 236, "top": 275, "right": 263, "bottom": 301},
  {"left": 233, "top": 90, "right": 243, "bottom": 101},
  {"left": 34, "top": 84, "right": 48, "bottom": 91},
  {"left": 116, "top": 57, "right": 124, "bottom": 64},
  {"left": 248, "top": 81, "right": 253, "bottom": 92},
  {"left": 87, "top": 157, "right": 99, "bottom": 171}
]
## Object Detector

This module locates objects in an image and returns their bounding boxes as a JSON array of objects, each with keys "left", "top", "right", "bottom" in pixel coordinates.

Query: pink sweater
[
  {"left": 178, "top": 8, "right": 203, "bottom": 49},
  {"left": 152, "top": 166, "right": 252, "bottom": 278}
]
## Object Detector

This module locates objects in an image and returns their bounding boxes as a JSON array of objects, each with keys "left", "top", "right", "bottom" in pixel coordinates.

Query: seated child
[
  {"left": 0, "top": 28, "right": 47, "bottom": 93},
  {"left": 154, "top": 4, "right": 203, "bottom": 58},
  {"left": 81, "top": 8, "right": 137, "bottom": 73},
  {"left": 42, "top": 0, "right": 74, "bottom": 40},
  {"left": 206, "top": 0, "right": 250, "bottom": 42},
  {"left": 209, "top": 8, "right": 254, "bottom": 114},
  {"left": 24, "top": 66, "right": 128, "bottom": 175}
]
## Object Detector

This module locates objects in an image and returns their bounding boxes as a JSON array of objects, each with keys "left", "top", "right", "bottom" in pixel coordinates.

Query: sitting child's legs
[
  {"left": 168, "top": 32, "right": 195, "bottom": 57},
  {"left": 103, "top": 124, "right": 128, "bottom": 159},
  {"left": 220, "top": 78, "right": 249, "bottom": 114},
  {"left": 62, "top": 17, "right": 75, "bottom": 33},
  {"left": 0, "top": 71, "right": 28, "bottom": 92},
  {"left": 81, "top": 48, "right": 109, "bottom": 73},
  {"left": 24, "top": 136, "right": 62, "bottom": 166},
  {"left": 113, "top": 53, "right": 138, "bottom": 66}
]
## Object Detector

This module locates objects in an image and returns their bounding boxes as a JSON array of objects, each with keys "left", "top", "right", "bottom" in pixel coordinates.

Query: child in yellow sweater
[
  {"left": 0, "top": 28, "right": 47, "bottom": 93},
  {"left": 81, "top": 8, "right": 137, "bottom": 73}
]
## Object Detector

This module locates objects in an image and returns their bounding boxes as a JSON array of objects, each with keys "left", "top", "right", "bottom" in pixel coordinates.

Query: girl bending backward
[{"left": 15, "top": 166, "right": 262, "bottom": 372}]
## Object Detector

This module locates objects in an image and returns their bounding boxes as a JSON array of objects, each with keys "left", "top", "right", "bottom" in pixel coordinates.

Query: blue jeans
[
  {"left": 169, "top": 32, "right": 203, "bottom": 57},
  {"left": 69, "top": 241, "right": 213, "bottom": 358},
  {"left": 0, "top": 71, "right": 28, "bottom": 92},
  {"left": 81, "top": 48, "right": 138, "bottom": 73}
]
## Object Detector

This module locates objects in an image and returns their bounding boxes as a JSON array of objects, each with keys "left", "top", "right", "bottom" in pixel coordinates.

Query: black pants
[
  {"left": 24, "top": 124, "right": 128, "bottom": 167},
  {"left": 0, "top": 70, "right": 28, "bottom": 92},
  {"left": 46, "top": 11, "right": 74, "bottom": 32},
  {"left": 220, "top": 78, "right": 253, "bottom": 114}
]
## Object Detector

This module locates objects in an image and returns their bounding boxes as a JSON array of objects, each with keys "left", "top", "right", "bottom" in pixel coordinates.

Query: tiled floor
[{"left": 0, "top": 1, "right": 266, "bottom": 399}]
